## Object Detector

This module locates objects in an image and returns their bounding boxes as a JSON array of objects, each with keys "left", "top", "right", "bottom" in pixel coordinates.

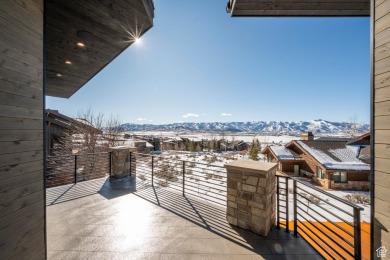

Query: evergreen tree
[
  {"left": 190, "top": 141, "right": 196, "bottom": 152},
  {"left": 255, "top": 138, "right": 261, "bottom": 150},
  {"left": 195, "top": 142, "right": 200, "bottom": 152},
  {"left": 249, "top": 140, "right": 259, "bottom": 161}
]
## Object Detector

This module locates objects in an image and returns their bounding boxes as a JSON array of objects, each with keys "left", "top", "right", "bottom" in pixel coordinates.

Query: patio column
[
  {"left": 109, "top": 146, "right": 137, "bottom": 179},
  {"left": 225, "top": 160, "right": 277, "bottom": 236}
]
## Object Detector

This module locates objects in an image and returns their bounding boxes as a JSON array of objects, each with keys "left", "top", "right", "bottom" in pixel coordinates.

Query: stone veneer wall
[
  {"left": 225, "top": 160, "right": 277, "bottom": 236},
  {"left": 110, "top": 147, "right": 136, "bottom": 179}
]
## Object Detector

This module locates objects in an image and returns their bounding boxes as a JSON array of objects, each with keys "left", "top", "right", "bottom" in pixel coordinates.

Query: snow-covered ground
[
  {"left": 128, "top": 132, "right": 299, "bottom": 146},
  {"left": 135, "top": 151, "right": 370, "bottom": 223}
]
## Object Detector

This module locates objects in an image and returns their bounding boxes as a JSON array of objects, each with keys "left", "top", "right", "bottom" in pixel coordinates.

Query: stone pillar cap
[
  {"left": 109, "top": 145, "right": 137, "bottom": 152},
  {"left": 224, "top": 160, "right": 277, "bottom": 174}
]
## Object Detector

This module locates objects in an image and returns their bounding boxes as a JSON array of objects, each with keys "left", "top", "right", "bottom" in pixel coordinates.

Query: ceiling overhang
[
  {"left": 226, "top": 0, "right": 370, "bottom": 17},
  {"left": 45, "top": 0, "right": 154, "bottom": 98}
]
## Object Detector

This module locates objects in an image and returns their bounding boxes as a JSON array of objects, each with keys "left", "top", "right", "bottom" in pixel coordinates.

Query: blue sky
[{"left": 47, "top": 0, "right": 370, "bottom": 125}]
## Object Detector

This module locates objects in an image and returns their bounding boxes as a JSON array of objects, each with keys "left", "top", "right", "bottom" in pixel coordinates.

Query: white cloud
[
  {"left": 221, "top": 113, "right": 232, "bottom": 116},
  {"left": 137, "top": 118, "right": 147, "bottom": 121},
  {"left": 182, "top": 113, "right": 199, "bottom": 118},
  {"left": 149, "top": 120, "right": 154, "bottom": 122}
]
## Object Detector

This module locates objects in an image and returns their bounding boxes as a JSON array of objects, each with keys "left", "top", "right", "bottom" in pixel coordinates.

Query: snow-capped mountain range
[{"left": 121, "top": 119, "right": 370, "bottom": 134}]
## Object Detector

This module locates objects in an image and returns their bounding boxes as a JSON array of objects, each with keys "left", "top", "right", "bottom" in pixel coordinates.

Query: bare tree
[
  {"left": 347, "top": 114, "right": 363, "bottom": 138},
  {"left": 47, "top": 109, "right": 125, "bottom": 186},
  {"left": 104, "top": 114, "right": 125, "bottom": 147}
]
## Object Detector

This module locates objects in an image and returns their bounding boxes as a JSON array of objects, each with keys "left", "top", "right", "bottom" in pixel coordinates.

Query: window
[
  {"left": 334, "top": 172, "right": 348, "bottom": 183},
  {"left": 316, "top": 167, "right": 324, "bottom": 179}
]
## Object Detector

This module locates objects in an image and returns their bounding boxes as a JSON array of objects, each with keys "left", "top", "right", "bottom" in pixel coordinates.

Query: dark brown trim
[
  {"left": 370, "top": 0, "right": 375, "bottom": 258},
  {"left": 43, "top": 0, "right": 47, "bottom": 258}
]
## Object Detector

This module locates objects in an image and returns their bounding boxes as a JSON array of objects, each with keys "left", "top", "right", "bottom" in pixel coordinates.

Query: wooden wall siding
[
  {"left": 0, "top": 0, "right": 45, "bottom": 259},
  {"left": 227, "top": 0, "right": 370, "bottom": 16},
  {"left": 374, "top": 0, "right": 390, "bottom": 253},
  {"left": 45, "top": 0, "right": 154, "bottom": 98}
]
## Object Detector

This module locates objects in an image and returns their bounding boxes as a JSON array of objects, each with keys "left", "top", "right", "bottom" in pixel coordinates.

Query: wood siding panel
[
  {"left": 375, "top": 70, "right": 390, "bottom": 89},
  {"left": 375, "top": 143, "right": 390, "bottom": 159},
  {"left": 376, "top": 129, "right": 390, "bottom": 143},
  {"left": 375, "top": 85, "right": 390, "bottom": 102},
  {"left": 0, "top": 1, "right": 45, "bottom": 259},
  {"left": 0, "top": 159, "right": 43, "bottom": 179},
  {"left": 375, "top": 157, "right": 390, "bottom": 174},
  {"left": 376, "top": 100, "right": 390, "bottom": 116},
  {"left": 375, "top": 0, "right": 390, "bottom": 253},
  {"left": 376, "top": 171, "right": 390, "bottom": 191}
]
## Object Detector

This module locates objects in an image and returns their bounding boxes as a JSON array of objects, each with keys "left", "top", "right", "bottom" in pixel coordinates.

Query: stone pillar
[
  {"left": 225, "top": 160, "right": 277, "bottom": 236},
  {"left": 109, "top": 146, "right": 137, "bottom": 179}
]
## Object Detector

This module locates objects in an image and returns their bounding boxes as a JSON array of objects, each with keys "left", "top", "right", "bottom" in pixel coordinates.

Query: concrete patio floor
[{"left": 46, "top": 177, "right": 322, "bottom": 259}]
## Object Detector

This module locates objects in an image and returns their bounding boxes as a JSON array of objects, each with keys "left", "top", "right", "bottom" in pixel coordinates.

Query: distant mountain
[{"left": 121, "top": 119, "right": 370, "bottom": 134}]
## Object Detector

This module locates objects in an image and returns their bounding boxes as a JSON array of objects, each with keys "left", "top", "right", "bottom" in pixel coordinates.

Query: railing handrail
[
  {"left": 48, "top": 151, "right": 110, "bottom": 158},
  {"left": 131, "top": 152, "right": 226, "bottom": 169},
  {"left": 276, "top": 175, "right": 364, "bottom": 211}
]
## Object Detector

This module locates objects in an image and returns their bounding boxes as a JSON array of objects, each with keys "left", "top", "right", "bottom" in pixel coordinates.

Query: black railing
[
  {"left": 276, "top": 175, "right": 364, "bottom": 260},
  {"left": 131, "top": 152, "right": 227, "bottom": 206},
  {"left": 46, "top": 152, "right": 111, "bottom": 188}
]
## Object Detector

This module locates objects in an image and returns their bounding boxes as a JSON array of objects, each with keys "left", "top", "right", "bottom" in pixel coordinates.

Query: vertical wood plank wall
[
  {"left": 374, "top": 0, "right": 390, "bottom": 254},
  {"left": 0, "top": 0, "right": 45, "bottom": 259}
]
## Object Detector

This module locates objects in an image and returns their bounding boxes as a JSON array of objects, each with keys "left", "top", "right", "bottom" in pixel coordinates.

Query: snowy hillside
[{"left": 122, "top": 119, "right": 369, "bottom": 134}]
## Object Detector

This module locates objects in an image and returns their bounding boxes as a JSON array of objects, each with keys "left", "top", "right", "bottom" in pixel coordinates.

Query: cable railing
[
  {"left": 46, "top": 151, "right": 364, "bottom": 259},
  {"left": 276, "top": 175, "right": 364, "bottom": 260},
  {"left": 46, "top": 152, "right": 111, "bottom": 188},
  {"left": 131, "top": 152, "right": 227, "bottom": 206}
]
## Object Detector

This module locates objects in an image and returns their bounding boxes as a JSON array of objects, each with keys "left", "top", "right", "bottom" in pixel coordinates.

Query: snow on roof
[
  {"left": 180, "top": 136, "right": 202, "bottom": 142},
  {"left": 297, "top": 140, "right": 369, "bottom": 171},
  {"left": 269, "top": 145, "right": 298, "bottom": 160}
]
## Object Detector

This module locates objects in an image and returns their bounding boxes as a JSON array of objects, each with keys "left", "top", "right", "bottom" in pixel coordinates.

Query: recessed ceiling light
[
  {"left": 65, "top": 60, "right": 72, "bottom": 65},
  {"left": 56, "top": 73, "right": 62, "bottom": 77},
  {"left": 77, "top": 42, "right": 85, "bottom": 48}
]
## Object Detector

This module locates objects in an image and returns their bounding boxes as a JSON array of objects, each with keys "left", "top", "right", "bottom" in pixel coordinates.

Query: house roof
[
  {"left": 294, "top": 140, "right": 370, "bottom": 171},
  {"left": 346, "top": 132, "right": 371, "bottom": 146},
  {"left": 46, "top": 109, "right": 72, "bottom": 129},
  {"left": 262, "top": 145, "right": 302, "bottom": 161},
  {"left": 226, "top": 0, "right": 370, "bottom": 17}
]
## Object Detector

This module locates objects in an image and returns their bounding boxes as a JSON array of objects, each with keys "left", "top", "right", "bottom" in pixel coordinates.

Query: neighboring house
[
  {"left": 234, "top": 140, "right": 249, "bottom": 151},
  {"left": 180, "top": 136, "right": 203, "bottom": 143},
  {"left": 220, "top": 140, "right": 249, "bottom": 151},
  {"left": 46, "top": 109, "right": 73, "bottom": 155},
  {"left": 261, "top": 145, "right": 303, "bottom": 176},
  {"left": 127, "top": 140, "right": 154, "bottom": 154},
  {"left": 46, "top": 109, "right": 104, "bottom": 155},
  {"left": 262, "top": 132, "right": 370, "bottom": 191}
]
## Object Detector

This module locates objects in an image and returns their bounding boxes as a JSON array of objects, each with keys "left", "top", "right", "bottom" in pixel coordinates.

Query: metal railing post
[
  {"left": 129, "top": 152, "right": 132, "bottom": 176},
  {"left": 293, "top": 179, "right": 298, "bottom": 237},
  {"left": 151, "top": 156, "right": 154, "bottom": 186},
  {"left": 354, "top": 208, "right": 362, "bottom": 260},
  {"left": 109, "top": 152, "right": 112, "bottom": 177},
  {"left": 182, "top": 161, "right": 185, "bottom": 196},
  {"left": 285, "top": 178, "right": 289, "bottom": 233},
  {"left": 276, "top": 175, "right": 280, "bottom": 229},
  {"left": 74, "top": 155, "right": 77, "bottom": 184}
]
